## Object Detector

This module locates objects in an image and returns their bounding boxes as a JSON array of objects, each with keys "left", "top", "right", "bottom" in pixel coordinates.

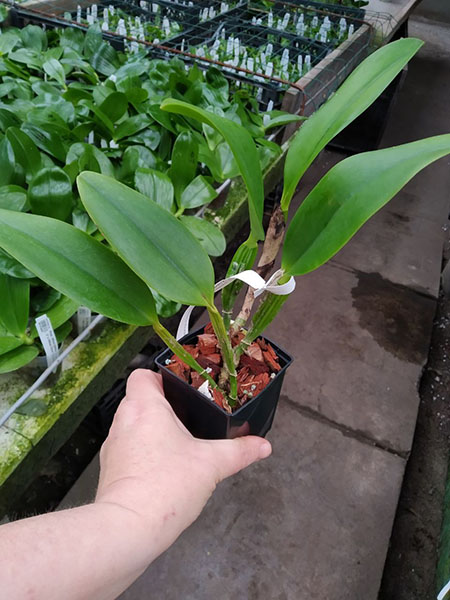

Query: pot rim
[{"left": 154, "top": 326, "right": 294, "bottom": 417}]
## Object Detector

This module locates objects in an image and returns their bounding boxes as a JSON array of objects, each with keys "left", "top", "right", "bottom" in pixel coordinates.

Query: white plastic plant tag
[
  {"left": 198, "top": 380, "right": 212, "bottom": 401},
  {"left": 35, "top": 315, "right": 59, "bottom": 371},
  {"left": 438, "top": 580, "right": 450, "bottom": 600},
  {"left": 77, "top": 306, "right": 92, "bottom": 335}
]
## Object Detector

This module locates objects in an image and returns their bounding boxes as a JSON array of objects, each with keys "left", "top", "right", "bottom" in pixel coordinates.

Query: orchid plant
[{"left": 0, "top": 38, "right": 449, "bottom": 410}]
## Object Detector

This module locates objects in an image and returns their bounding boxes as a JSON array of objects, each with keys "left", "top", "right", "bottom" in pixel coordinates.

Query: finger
[
  {"left": 207, "top": 436, "right": 272, "bottom": 481},
  {"left": 125, "top": 369, "right": 165, "bottom": 404}
]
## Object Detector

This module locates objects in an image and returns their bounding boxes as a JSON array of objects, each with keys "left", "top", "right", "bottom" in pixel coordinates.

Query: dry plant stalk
[{"left": 233, "top": 204, "right": 286, "bottom": 331}]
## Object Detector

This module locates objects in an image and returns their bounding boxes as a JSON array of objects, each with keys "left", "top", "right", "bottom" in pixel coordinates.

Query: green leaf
[
  {"left": 28, "top": 167, "right": 73, "bottom": 221},
  {"left": 152, "top": 290, "right": 181, "bottom": 319},
  {"left": 60, "top": 27, "right": 85, "bottom": 54},
  {"left": 9, "top": 48, "right": 43, "bottom": 68},
  {"left": 263, "top": 111, "right": 305, "bottom": 132},
  {"left": 114, "top": 114, "right": 152, "bottom": 140},
  {"left": 126, "top": 126, "right": 161, "bottom": 151},
  {"left": 169, "top": 130, "right": 198, "bottom": 203},
  {"left": 161, "top": 98, "right": 264, "bottom": 243},
  {"left": 22, "top": 123, "right": 68, "bottom": 162},
  {"left": 134, "top": 168, "right": 174, "bottom": 212},
  {"left": 282, "top": 135, "right": 450, "bottom": 276},
  {"left": 0, "top": 137, "right": 19, "bottom": 187},
  {"left": 6, "top": 127, "right": 42, "bottom": 181},
  {"left": 216, "top": 142, "right": 239, "bottom": 179},
  {"left": 43, "top": 59, "right": 66, "bottom": 87},
  {"left": 0, "top": 273, "right": 29, "bottom": 336},
  {"left": 77, "top": 172, "right": 215, "bottom": 307},
  {"left": 0, "top": 345, "right": 38, "bottom": 374},
  {"left": 179, "top": 175, "right": 217, "bottom": 210},
  {"left": 179, "top": 216, "right": 226, "bottom": 257},
  {"left": 21, "top": 25, "right": 47, "bottom": 52},
  {"left": 66, "top": 143, "right": 114, "bottom": 179},
  {"left": 54, "top": 319, "right": 73, "bottom": 343},
  {"left": 281, "top": 38, "right": 424, "bottom": 214},
  {"left": 0, "top": 248, "right": 35, "bottom": 279},
  {"left": 31, "top": 287, "right": 61, "bottom": 313},
  {"left": 119, "top": 146, "right": 157, "bottom": 182},
  {"left": 0, "top": 185, "right": 27, "bottom": 211},
  {"left": 15, "top": 396, "right": 48, "bottom": 416},
  {"left": 89, "top": 41, "right": 120, "bottom": 77},
  {"left": 0, "top": 336, "right": 23, "bottom": 356},
  {"left": 0, "top": 209, "right": 158, "bottom": 326},
  {"left": 98, "top": 92, "right": 128, "bottom": 123},
  {"left": 0, "top": 108, "right": 21, "bottom": 131},
  {"left": 30, "top": 295, "right": 78, "bottom": 338}
]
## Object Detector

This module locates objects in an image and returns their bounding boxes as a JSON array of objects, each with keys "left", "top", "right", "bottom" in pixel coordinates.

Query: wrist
[{"left": 92, "top": 499, "right": 160, "bottom": 569}]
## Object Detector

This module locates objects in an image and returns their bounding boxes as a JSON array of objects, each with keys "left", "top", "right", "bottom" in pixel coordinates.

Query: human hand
[{"left": 95, "top": 369, "right": 272, "bottom": 561}]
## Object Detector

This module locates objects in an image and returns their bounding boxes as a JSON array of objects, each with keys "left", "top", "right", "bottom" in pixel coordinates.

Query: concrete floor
[{"left": 61, "top": 1, "right": 450, "bottom": 598}]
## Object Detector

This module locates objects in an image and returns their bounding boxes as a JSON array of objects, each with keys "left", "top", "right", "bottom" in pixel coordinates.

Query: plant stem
[
  {"left": 221, "top": 241, "right": 258, "bottom": 329},
  {"left": 153, "top": 321, "right": 218, "bottom": 391},
  {"left": 207, "top": 304, "right": 238, "bottom": 402},
  {"left": 232, "top": 205, "right": 285, "bottom": 331},
  {"left": 234, "top": 292, "right": 289, "bottom": 362}
]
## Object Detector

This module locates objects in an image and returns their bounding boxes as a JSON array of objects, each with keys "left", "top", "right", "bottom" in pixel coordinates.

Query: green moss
[{"left": 0, "top": 427, "right": 32, "bottom": 485}]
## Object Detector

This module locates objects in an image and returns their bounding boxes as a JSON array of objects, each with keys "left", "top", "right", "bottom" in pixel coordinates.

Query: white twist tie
[{"left": 176, "top": 269, "right": 295, "bottom": 340}]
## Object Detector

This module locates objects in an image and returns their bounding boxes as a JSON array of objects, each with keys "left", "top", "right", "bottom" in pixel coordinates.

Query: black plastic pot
[{"left": 155, "top": 327, "right": 293, "bottom": 440}]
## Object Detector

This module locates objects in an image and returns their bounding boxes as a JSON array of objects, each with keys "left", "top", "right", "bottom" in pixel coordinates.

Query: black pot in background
[{"left": 155, "top": 327, "right": 293, "bottom": 440}]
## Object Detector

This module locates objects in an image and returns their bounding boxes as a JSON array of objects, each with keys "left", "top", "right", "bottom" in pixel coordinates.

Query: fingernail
[{"left": 259, "top": 441, "right": 272, "bottom": 459}]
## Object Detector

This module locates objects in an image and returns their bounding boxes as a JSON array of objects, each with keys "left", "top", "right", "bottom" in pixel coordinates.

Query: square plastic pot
[{"left": 155, "top": 327, "right": 293, "bottom": 440}]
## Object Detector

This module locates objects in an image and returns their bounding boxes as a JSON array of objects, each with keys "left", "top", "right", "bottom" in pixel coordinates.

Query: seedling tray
[{"left": 230, "top": 3, "right": 363, "bottom": 50}]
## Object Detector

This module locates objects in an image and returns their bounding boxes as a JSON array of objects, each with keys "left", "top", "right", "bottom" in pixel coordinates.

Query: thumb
[{"left": 207, "top": 436, "right": 272, "bottom": 482}]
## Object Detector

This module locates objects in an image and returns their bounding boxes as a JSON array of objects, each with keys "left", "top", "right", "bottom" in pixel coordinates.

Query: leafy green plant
[
  {"left": 0, "top": 22, "right": 297, "bottom": 372},
  {"left": 1, "top": 38, "right": 447, "bottom": 409}
]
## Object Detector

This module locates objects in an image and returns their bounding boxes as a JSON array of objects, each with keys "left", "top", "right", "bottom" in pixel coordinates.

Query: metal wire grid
[{"left": 1, "top": 0, "right": 391, "bottom": 112}]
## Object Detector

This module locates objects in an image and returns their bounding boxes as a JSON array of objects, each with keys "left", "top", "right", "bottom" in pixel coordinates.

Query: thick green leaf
[
  {"left": 126, "top": 126, "right": 161, "bottom": 151},
  {"left": 0, "top": 248, "right": 34, "bottom": 278},
  {"left": 77, "top": 172, "right": 215, "bottom": 307},
  {"left": 179, "top": 216, "right": 226, "bottom": 257},
  {"left": 31, "top": 287, "right": 61, "bottom": 313},
  {"left": 22, "top": 123, "right": 68, "bottom": 162},
  {"left": 54, "top": 319, "right": 73, "bottom": 343},
  {"left": 15, "top": 396, "right": 48, "bottom": 416},
  {"left": 0, "top": 336, "right": 22, "bottom": 356},
  {"left": 0, "top": 108, "right": 20, "bottom": 131},
  {"left": 0, "top": 185, "right": 27, "bottom": 211},
  {"left": 9, "top": 48, "right": 43, "bottom": 68},
  {"left": 66, "top": 143, "right": 114, "bottom": 179},
  {"left": 282, "top": 135, "right": 450, "bottom": 276},
  {"left": 119, "top": 146, "right": 157, "bottom": 182},
  {"left": 115, "top": 114, "right": 152, "bottom": 141},
  {"left": 263, "top": 111, "right": 305, "bottom": 132},
  {"left": 0, "top": 209, "right": 157, "bottom": 326},
  {"left": 43, "top": 59, "right": 66, "bottom": 88},
  {"left": 134, "top": 168, "right": 174, "bottom": 212},
  {"left": 89, "top": 41, "right": 120, "bottom": 77},
  {"left": 99, "top": 92, "right": 128, "bottom": 123},
  {"left": 0, "top": 345, "right": 38, "bottom": 374},
  {"left": 179, "top": 175, "right": 217, "bottom": 210},
  {"left": 169, "top": 131, "right": 198, "bottom": 203},
  {"left": 0, "top": 273, "right": 29, "bottom": 336},
  {"left": 21, "top": 25, "right": 47, "bottom": 52},
  {"left": 28, "top": 167, "right": 73, "bottom": 221},
  {"left": 161, "top": 98, "right": 264, "bottom": 243},
  {"left": 0, "top": 138, "right": 20, "bottom": 187},
  {"left": 30, "top": 295, "right": 79, "bottom": 338},
  {"left": 281, "top": 38, "right": 424, "bottom": 214},
  {"left": 6, "top": 127, "right": 41, "bottom": 181}
]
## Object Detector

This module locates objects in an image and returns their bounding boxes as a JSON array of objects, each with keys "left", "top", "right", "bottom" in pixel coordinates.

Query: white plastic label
[
  {"left": 35, "top": 315, "right": 59, "bottom": 370},
  {"left": 77, "top": 306, "right": 92, "bottom": 334},
  {"left": 438, "top": 580, "right": 450, "bottom": 600}
]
